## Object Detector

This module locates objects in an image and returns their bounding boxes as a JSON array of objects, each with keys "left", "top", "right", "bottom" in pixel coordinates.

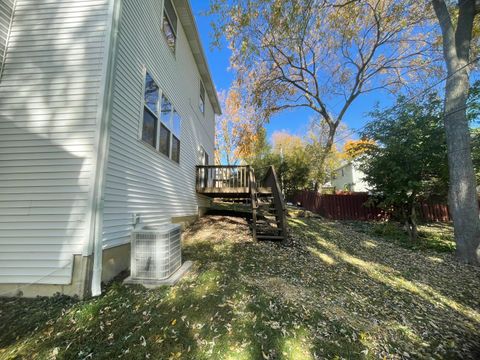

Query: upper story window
[
  {"left": 199, "top": 80, "right": 206, "bottom": 114},
  {"left": 163, "top": 0, "right": 177, "bottom": 53},
  {"left": 141, "top": 72, "right": 181, "bottom": 163}
]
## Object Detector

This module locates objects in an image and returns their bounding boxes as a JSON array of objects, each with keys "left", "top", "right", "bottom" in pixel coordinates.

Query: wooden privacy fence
[
  {"left": 418, "top": 203, "right": 451, "bottom": 222},
  {"left": 293, "top": 191, "right": 452, "bottom": 222}
]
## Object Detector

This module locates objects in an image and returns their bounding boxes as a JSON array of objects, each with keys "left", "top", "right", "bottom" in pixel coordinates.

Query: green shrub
[{"left": 372, "top": 222, "right": 404, "bottom": 239}]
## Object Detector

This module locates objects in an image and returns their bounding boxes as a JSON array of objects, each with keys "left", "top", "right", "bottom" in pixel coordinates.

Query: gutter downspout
[{"left": 89, "top": 0, "right": 122, "bottom": 297}]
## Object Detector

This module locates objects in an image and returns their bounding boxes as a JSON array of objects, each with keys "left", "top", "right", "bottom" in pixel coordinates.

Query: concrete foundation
[
  {"left": 172, "top": 214, "right": 199, "bottom": 230},
  {"left": 124, "top": 260, "right": 193, "bottom": 288},
  {"left": 102, "top": 243, "right": 131, "bottom": 283},
  {"left": 0, "top": 209, "right": 208, "bottom": 299},
  {"left": 0, "top": 244, "right": 131, "bottom": 299},
  {"left": 198, "top": 206, "right": 210, "bottom": 217},
  {"left": 0, "top": 255, "right": 92, "bottom": 299}
]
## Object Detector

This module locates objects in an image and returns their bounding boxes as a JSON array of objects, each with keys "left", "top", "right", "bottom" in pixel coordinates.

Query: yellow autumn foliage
[{"left": 343, "top": 139, "right": 376, "bottom": 160}]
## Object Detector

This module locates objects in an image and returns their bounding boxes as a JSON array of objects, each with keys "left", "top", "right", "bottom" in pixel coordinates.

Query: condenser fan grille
[{"left": 131, "top": 224, "right": 182, "bottom": 280}]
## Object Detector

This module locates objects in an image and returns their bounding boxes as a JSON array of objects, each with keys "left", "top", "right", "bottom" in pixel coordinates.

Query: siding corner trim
[
  {"left": 89, "top": 0, "right": 123, "bottom": 297},
  {"left": 0, "top": 0, "right": 17, "bottom": 80}
]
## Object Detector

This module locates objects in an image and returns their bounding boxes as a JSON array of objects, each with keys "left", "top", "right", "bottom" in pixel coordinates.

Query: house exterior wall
[
  {"left": 101, "top": 0, "right": 215, "bottom": 250},
  {"left": 0, "top": 0, "right": 111, "bottom": 287},
  {"left": 332, "top": 163, "right": 354, "bottom": 192},
  {"left": 351, "top": 163, "right": 369, "bottom": 192},
  {"left": 331, "top": 163, "right": 369, "bottom": 193}
]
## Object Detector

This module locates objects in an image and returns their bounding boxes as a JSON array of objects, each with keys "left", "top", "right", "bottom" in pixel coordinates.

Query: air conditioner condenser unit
[{"left": 124, "top": 224, "right": 192, "bottom": 287}]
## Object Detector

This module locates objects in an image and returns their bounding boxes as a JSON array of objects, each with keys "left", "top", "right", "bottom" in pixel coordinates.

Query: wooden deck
[
  {"left": 196, "top": 187, "right": 250, "bottom": 198},
  {"left": 196, "top": 165, "right": 252, "bottom": 198},
  {"left": 196, "top": 165, "right": 288, "bottom": 243}
]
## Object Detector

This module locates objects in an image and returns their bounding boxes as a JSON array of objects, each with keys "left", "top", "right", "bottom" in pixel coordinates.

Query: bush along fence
[{"left": 292, "top": 191, "right": 452, "bottom": 222}]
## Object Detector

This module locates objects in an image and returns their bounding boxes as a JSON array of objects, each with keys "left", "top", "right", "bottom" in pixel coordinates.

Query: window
[
  {"left": 163, "top": 0, "right": 177, "bottom": 52},
  {"left": 160, "top": 95, "right": 172, "bottom": 125},
  {"left": 159, "top": 95, "right": 172, "bottom": 157},
  {"left": 142, "top": 108, "right": 157, "bottom": 148},
  {"left": 200, "top": 147, "right": 209, "bottom": 165},
  {"left": 171, "top": 109, "right": 181, "bottom": 163},
  {"left": 172, "top": 109, "right": 181, "bottom": 136},
  {"left": 199, "top": 81, "right": 206, "bottom": 114},
  {"left": 204, "top": 152, "right": 209, "bottom": 166},
  {"left": 141, "top": 72, "right": 181, "bottom": 163},
  {"left": 159, "top": 123, "right": 171, "bottom": 156},
  {"left": 142, "top": 73, "right": 159, "bottom": 148},
  {"left": 171, "top": 135, "right": 180, "bottom": 163}
]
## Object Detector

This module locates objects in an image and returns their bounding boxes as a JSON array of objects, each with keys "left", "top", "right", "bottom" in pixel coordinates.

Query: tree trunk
[
  {"left": 314, "top": 121, "right": 338, "bottom": 190},
  {"left": 403, "top": 196, "right": 418, "bottom": 241},
  {"left": 409, "top": 203, "right": 418, "bottom": 242},
  {"left": 444, "top": 69, "right": 480, "bottom": 264},
  {"left": 432, "top": 0, "right": 480, "bottom": 265}
]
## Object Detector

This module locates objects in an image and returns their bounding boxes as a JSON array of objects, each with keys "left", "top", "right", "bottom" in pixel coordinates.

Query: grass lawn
[
  {"left": 344, "top": 221, "right": 456, "bottom": 253},
  {"left": 1, "top": 214, "right": 479, "bottom": 359}
]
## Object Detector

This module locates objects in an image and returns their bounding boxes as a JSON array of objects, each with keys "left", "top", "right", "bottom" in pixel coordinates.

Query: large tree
[
  {"left": 431, "top": 0, "right": 480, "bottom": 264},
  {"left": 215, "top": 87, "right": 259, "bottom": 165},
  {"left": 304, "top": 118, "right": 345, "bottom": 189},
  {"left": 210, "top": 0, "right": 437, "bottom": 173}
]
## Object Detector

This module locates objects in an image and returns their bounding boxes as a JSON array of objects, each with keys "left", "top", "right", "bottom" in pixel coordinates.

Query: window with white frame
[
  {"left": 159, "top": 95, "right": 172, "bottom": 156},
  {"left": 200, "top": 147, "right": 209, "bottom": 165},
  {"left": 199, "top": 80, "right": 206, "bottom": 114},
  {"left": 142, "top": 73, "right": 159, "bottom": 148},
  {"left": 141, "top": 72, "right": 181, "bottom": 163},
  {"left": 162, "top": 0, "right": 177, "bottom": 52},
  {"left": 171, "top": 109, "right": 181, "bottom": 163}
]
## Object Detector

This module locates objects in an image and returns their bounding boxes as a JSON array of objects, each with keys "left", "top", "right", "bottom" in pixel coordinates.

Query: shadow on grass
[
  {"left": 288, "top": 217, "right": 480, "bottom": 358},
  {"left": 1, "top": 215, "right": 479, "bottom": 359},
  {"left": 343, "top": 220, "right": 456, "bottom": 253},
  {"left": 293, "top": 218, "right": 477, "bottom": 308}
]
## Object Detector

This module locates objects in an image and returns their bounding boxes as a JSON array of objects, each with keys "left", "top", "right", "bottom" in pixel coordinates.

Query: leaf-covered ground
[
  {"left": 1, "top": 214, "right": 479, "bottom": 359},
  {"left": 346, "top": 220, "right": 456, "bottom": 253}
]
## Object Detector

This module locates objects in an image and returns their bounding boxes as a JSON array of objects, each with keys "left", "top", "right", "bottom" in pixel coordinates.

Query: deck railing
[
  {"left": 196, "top": 165, "right": 251, "bottom": 190},
  {"left": 261, "top": 166, "right": 287, "bottom": 238}
]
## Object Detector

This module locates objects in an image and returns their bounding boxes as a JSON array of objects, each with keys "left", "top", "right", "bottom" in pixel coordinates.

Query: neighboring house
[
  {"left": 0, "top": 0, "right": 221, "bottom": 298},
  {"left": 331, "top": 162, "right": 369, "bottom": 193}
]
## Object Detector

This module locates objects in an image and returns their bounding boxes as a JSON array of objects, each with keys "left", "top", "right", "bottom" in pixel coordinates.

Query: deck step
[
  {"left": 256, "top": 219, "right": 281, "bottom": 225},
  {"left": 256, "top": 206, "right": 274, "bottom": 210},
  {"left": 257, "top": 187, "right": 272, "bottom": 194}
]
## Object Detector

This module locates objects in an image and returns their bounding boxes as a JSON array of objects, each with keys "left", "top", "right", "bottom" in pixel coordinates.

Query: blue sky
[{"left": 190, "top": 2, "right": 393, "bottom": 143}]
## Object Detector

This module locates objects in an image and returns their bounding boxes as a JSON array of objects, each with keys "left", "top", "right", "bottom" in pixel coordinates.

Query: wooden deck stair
[{"left": 196, "top": 165, "right": 287, "bottom": 243}]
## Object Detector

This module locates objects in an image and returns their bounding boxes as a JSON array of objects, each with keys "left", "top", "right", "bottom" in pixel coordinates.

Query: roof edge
[{"left": 176, "top": 0, "right": 222, "bottom": 115}]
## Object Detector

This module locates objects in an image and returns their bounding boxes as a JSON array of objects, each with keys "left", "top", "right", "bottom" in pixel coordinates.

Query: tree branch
[{"left": 456, "top": 0, "right": 476, "bottom": 62}]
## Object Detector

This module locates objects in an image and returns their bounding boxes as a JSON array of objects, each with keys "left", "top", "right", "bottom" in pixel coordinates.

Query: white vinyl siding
[
  {"left": 0, "top": 0, "right": 110, "bottom": 284},
  {"left": 331, "top": 163, "right": 369, "bottom": 193},
  {"left": 102, "top": 0, "right": 215, "bottom": 249},
  {"left": 0, "top": 0, "right": 15, "bottom": 75}
]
